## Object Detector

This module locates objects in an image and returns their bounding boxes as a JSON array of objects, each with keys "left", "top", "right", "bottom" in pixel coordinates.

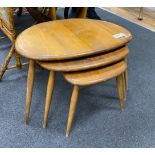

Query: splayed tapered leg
[
  {"left": 123, "top": 72, "right": 126, "bottom": 101},
  {"left": 124, "top": 58, "right": 128, "bottom": 91},
  {"left": 66, "top": 85, "right": 79, "bottom": 137},
  {"left": 116, "top": 74, "right": 125, "bottom": 111},
  {"left": 43, "top": 71, "right": 55, "bottom": 128},
  {"left": 25, "top": 60, "right": 35, "bottom": 124}
]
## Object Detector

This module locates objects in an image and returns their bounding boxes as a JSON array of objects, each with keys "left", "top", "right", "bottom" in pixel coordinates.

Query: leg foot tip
[
  {"left": 120, "top": 108, "right": 124, "bottom": 112},
  {"left": 43, "top": 124, "right": 47, "bottom": 128},
  {"left": 26, "top": 120, "right": 29, "bottom": 125},
  {"left": 66, "top": 132, "right": 69, "bottom": 137},
  {"left": 0, "top": 75, "right": 3, "bottom": 81},
  {"left": 138, "top": 18, "right": 143, "bottom": 20},
  {"left": 25, "top": 115, "right": 29, "bottom": 124}
]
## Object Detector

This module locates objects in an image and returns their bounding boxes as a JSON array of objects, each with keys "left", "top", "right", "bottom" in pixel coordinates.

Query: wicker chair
[{"left": 0, "top": 7, "right": 22, "bottom": 80}]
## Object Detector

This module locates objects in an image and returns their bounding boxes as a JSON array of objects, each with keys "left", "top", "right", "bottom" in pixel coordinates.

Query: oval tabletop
[{"left": 15, "top": 19, "right": 132, "bottom": 61}]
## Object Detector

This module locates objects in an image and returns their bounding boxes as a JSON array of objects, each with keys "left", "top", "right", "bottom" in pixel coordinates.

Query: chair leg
[
  {"left": 43, "top": 71, "right": 55, "bottom": 128},
  {"left": 0, "top": 44, "right": 15, "bottom": 80},
  {"left": 116, "top": 73, "right": 125, "bottom": 111},
  {"left": 25, "top": 60, "right": 35, "bottom": 124},
  {"left": 66, "top": 85, "right": 79, "bottom": 137}
]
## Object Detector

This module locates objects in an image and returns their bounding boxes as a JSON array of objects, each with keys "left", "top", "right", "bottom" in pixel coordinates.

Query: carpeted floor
[{"left": 0, "top": 8, "right": 155, "bottom": 148}]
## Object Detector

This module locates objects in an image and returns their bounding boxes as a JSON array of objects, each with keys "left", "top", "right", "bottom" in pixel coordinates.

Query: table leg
[
  {"left": 124, "top": 58, "right": 128, "bottom": 90},
  {"left": 66, "top": 85, "right": 79, "bottom": 137},
  {"left": 43, "top": 71, "right": 55, "bottom": 128},
  {"left": 124, "top": 70, "right": 128, "bottom": 91},
  {"left": 122, "top": 72, "right": 126, "bottom": 101},
  {"left": 116, "top": 74, "right": 125, "bottom": 111},
  {"left": 25, "top": 60, "right": 35, "bottom": 124}
]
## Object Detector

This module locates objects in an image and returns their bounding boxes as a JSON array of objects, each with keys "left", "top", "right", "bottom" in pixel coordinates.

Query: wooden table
[
  {"left": 16, "top": 19, "right": 132, "bottom": 61},
  {"left": 15, "top": 18, "right": 132, "bottom": 124}
]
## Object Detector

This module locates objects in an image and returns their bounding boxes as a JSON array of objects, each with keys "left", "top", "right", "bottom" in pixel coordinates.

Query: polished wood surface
[
  {"left": 63, "top": 61, "right": 127, "bottom": 86},
  {"left": 38, "top": 46, "right": 128, "bottom": 72},
  {"left": 15, "top": 19, "right": 132, "bottom": 61}
]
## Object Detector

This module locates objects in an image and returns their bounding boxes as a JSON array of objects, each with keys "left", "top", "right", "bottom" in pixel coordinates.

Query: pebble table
[{"left": 15, "top": 19, "right": 132, "bottom": 136}]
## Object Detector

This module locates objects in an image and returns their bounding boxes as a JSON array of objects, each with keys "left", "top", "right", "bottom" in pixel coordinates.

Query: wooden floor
[{"left": 102, "top": 7, "right": 155, "bottom": 31}]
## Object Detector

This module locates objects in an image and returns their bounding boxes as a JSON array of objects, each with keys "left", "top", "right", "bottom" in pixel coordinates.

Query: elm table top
[
  {"left": 37, "top": 46, "right": 129, "bottom": 72},
  {"left": 63, "top": 61, "right": 127, "bottom": 86},
  {"left": 15, "top": 19, "right": 132, "bottom": 61}
]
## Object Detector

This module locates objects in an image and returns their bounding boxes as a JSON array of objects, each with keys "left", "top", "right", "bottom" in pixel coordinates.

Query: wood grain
[
  {"left": 15, "top": 19, "right": 132, "bottom": 61},
  {"left": 63, "top": 61, "right": 127, "bottom": 86},
  {"left": 38, "top": 46, "right": 128, "bottom": 72}
]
